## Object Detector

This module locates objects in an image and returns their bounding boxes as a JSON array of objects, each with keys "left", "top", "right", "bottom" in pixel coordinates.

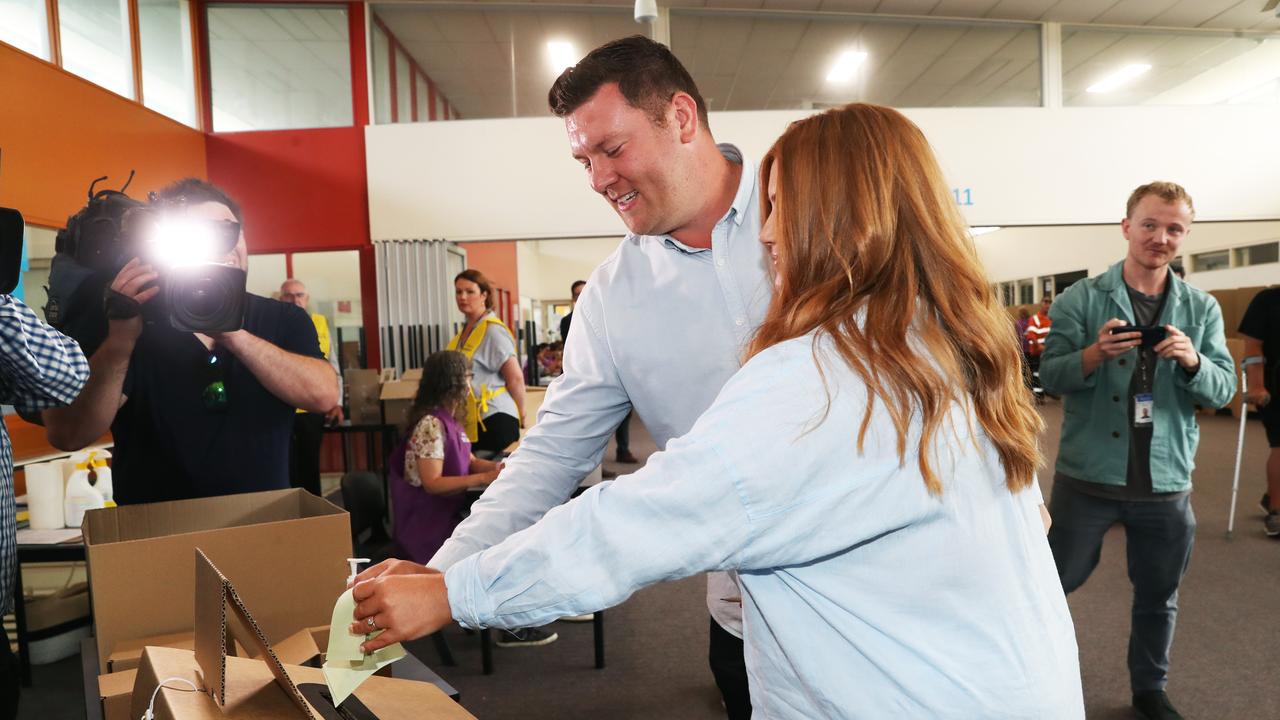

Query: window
[
  {"left": 1017, "top": 279, "right": 1034, "bottom": 305},
  {"left": 208, "top": 5, "right": 353, "bottom": 131},
  {"left": 0, "top": 0, "right": 50, "bottom": 59},
  {"left": 416, "top": 74, "right": 430, "bottom": 122},
  {"left": 59, "top": 0, "right": 134, "bottom": 98},
  {"left": 1191, "top": 249, "right": 1230, "bottom": 272},
  {"left": 670, "top": 12, "right": 1042, "bottom": 111},
  {"left": 138, "top": 0, "right": 197, "bottom": 126},
  {"left": 395, "top": 49, "right": 411, "bottom": 123},
  {"left": 1052, "top": 270, "right": 1087, "bottom": 294},
  {"left": 1063, "top": 29, "right": 1280, "bottom": 107},
  {"left": 1000, "top": 282, "right": 1015, "bottom": 307},
  {"left": 1233, "top": 241, "right": 1279, "bottom": 267},
  {"left": 372, "top": 23, "right": 392, "bottom": 125}
]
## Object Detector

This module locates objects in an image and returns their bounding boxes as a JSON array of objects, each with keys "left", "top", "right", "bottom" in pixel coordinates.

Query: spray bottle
[
  {"left": 89, "top": 449, "right": 115, "bottom": 507},
  {"left": 64, "top": 451, "right": 105, "bottom": 528}
]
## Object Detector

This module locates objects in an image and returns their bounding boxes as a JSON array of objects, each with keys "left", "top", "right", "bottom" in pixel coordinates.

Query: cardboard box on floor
[
  {"left": 83, "top": 488, "right": 352, "bottom": 674},
  {"left": 125, "top": 550, "right": 474, "bottom": 720}
]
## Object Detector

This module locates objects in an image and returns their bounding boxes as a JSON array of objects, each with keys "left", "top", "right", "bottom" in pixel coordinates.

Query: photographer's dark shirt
[{"left": 111, "top": 294, "right": 323, "bottom": 505}]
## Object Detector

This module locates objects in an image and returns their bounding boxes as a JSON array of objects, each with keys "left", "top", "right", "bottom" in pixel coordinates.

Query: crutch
[{"left": 1227, "top": 356, "right": 1266, "bottom": 540}]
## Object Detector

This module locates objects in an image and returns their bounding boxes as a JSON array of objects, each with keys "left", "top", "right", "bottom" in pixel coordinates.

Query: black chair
[{"left": 340, "top": 471, "right": 394, "bottom": 563}]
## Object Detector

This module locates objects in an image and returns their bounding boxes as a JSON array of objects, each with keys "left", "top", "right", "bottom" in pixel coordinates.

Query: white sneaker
[{"left": 559, "top": 613, "right": 595, "bottom": 622}]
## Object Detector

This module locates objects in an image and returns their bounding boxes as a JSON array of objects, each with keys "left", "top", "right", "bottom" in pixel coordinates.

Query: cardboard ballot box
[
  {"left": 124, "top": 550, "right": 474, "bottom": 720},
  {"left": 83, "top": 489, "right": 352, "bottom": 674}
]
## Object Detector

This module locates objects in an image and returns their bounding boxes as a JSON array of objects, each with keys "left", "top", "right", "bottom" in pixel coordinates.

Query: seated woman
[
  {"left": 390, "top": 350, "right": 503, "bottom": 564},
  {"left": 353, "top": 104, "right": 1083, "bottom": 718}
]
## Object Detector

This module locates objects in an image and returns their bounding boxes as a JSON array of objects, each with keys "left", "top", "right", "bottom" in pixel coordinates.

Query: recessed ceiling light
[
  {"left": 969, "top": 226, "right": 1002, "bottom": 236},
  {"left": 1086, "top": 63, "right": 1151, "bottom": 93},
  {"left": 826, "top": 51, "right": 868, "bottom": 83},
  {"left": 548, "top": 41, "right": 578, "bottom": 72}
]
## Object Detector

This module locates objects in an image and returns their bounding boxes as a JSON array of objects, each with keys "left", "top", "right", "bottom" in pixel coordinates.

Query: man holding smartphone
[{"left": 1039, "top": 182, "right": 1235, "bottom": 720}]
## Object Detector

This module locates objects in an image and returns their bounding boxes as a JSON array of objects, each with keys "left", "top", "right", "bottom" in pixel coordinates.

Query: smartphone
[
  {"left": 1110, "top": 324, "right": 1168, "bottom": 350},
  {"left": 0, "top": 207, "right": 24, "bottom": 295}
]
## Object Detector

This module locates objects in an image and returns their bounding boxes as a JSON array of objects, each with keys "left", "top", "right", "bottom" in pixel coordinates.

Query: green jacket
[{"left": 1040, "top": 261, "right": 1236, "bottom": 492}]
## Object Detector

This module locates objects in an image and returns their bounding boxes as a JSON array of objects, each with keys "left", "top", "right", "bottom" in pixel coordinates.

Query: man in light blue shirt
[{"left": 429, "top": 37, "right": 771, "bottom": 715}]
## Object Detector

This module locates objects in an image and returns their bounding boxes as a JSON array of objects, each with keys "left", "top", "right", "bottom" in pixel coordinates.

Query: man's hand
[
  {"left": 1153, "top": 325, "right": 1200, "bottom": 371},
  {"left": 107, "top": 259, "right": 160, "bottom": 345},
  {"left": 325, "top": 405, "right": 345, "bottom": 425},
  {"left": 1094, "top": 318, "right": 1142, "bottom": 361},
  {"left": 1245, "top": 388, "right": 1272, "bottom": 407},
  {"left": 349, "top": 573, "right": 453, "bottom": 653},
  {"left": 348, "top": 558, "right": 437, "bottom": 588}
]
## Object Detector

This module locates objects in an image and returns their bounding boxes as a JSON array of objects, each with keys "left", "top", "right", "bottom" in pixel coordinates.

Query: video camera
[{"left": 46, "top": 175, "right": 246, "bottom": 355}]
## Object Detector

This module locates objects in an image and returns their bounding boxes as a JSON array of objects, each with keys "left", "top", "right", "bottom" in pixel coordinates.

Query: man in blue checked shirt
[{"left": 0, "top": 294, "right": 90, "bottom": 715}]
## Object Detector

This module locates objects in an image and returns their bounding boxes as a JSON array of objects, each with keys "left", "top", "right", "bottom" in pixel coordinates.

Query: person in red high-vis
[{"left": 1025, "top": 294, "right": 1054, "bottom": 401}]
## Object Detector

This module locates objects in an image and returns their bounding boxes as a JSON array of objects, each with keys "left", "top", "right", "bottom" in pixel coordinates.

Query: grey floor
[{"left": 19, "top": 403, "right": 1280, "bottom": 719}]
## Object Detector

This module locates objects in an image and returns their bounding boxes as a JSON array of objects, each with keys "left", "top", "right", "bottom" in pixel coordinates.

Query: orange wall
[
  {"left": 0, "top": 40, "right": 207, "bottom": 229},
  {"left": 463, "top": 241, "right": 519, "bottom": 300}
]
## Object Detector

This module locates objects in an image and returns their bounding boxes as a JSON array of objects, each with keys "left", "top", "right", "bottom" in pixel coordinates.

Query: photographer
[
  {"left": 1039, "top": 182, "right": 1234, "bottom": 720},
  {"left": 41, "top": 179, "right": 338, "bottom": 505}
]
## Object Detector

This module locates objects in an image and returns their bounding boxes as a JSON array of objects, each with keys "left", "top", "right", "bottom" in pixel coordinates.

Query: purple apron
[{"left": 390, "top": 407, "right": 471, "bottom": 564}]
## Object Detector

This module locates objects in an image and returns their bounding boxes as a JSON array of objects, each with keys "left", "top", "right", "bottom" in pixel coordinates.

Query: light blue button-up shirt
[
  {"left": 431, "top": 144, "right": 772, "bottom": 635},
  {"left": 445, "top": 331, "right": 1082, "bottom": 718}
]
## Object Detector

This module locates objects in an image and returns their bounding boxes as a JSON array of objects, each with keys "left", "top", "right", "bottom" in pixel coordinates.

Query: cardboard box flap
[
  {"left": 84, "top": 489, "right": 344, "bottom": 546},
  {"left": 378, "top": 380, "right": 416, "bottom": 401},
  {"left": 194, "top": 548, "right": 314, "bottom": 718}
]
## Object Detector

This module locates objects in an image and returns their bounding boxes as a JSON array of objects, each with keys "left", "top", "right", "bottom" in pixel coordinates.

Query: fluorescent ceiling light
[
  {"left": 548, "top": 41, "right": 578, "bottom": 72},
  {"left": 1086, "top": 64, "right": 1151, "bottom": 93},
  {"left": 826, "top": 51, "right": 868, "bottom": 83},
  {"left": 969, "top": 226, "right": 1002, "bottom": 236}
]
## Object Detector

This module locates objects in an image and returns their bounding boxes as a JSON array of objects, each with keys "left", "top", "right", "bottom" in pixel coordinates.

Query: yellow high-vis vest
[{"left": 447, "top": 314, "right": 515, "bottom": 442}]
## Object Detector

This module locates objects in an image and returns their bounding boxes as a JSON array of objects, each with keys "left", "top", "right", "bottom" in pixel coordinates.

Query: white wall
[
  {"left": 516, "top": 237, "right": 621, "bottom": 301},
  {"left": 367, "top": 105, "right": 1280, "bottom": 242}
]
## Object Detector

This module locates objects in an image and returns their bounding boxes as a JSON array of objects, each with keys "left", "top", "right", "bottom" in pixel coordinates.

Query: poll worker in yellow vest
[
  {"left": 450, "top": 269, "right": 527, "bottom": 455},
  {"left": 280, "top": 278, "right": 343, "bottom": 496}
]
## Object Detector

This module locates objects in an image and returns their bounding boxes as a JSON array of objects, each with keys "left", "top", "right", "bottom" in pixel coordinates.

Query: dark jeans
[
  {"left": 289, "top": 412, "right": 325, "bottom": 496},
  {"left": 615, "top": 411, "right": 631, "bottom": 453},
  {"left": 708, "top": 618, "right": 751, "bottom": 720},
  {"left": 1047, "top": 480, "right": 1196, "bottom": 693},
  {"left": 0, "top": 623, "right": 18, "bottom": 720},
  {"left": 473, "top": 412, "right": 520, "bottom": 455}
]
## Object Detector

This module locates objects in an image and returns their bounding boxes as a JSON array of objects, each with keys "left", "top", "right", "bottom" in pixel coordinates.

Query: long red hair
[{"left": 749, "top": 104, "right": 1041, "bottom": 494}]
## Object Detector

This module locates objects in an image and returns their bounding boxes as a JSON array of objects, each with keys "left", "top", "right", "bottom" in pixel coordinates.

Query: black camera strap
[{"left": 103, "top": 287, "right": 141, "bottom": 320}]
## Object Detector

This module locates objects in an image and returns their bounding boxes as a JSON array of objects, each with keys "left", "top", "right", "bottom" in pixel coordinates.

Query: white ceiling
[{"left": 375, "top": 0, "right": 1280, "bottom": 118}]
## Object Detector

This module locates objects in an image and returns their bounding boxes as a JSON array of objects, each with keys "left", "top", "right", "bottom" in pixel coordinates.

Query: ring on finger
[{"left": 366, "top": 617, "right": 377, "bottom": 630}]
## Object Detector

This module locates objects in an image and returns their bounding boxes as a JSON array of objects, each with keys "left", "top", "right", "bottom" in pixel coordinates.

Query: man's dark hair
[
  {"left": 548, "top": 35, "right": 708, "bottom": 126},
  {"left": 570, "top": 280, "right": 586, "bottom": 294},
  {"left": 150, "top": 178, "right": 243, "bottom": 224}
]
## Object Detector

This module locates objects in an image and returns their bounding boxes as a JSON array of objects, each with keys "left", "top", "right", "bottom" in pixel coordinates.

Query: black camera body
[
  {"left": 46, "top": 179, "right": 247, "bottom": 354},
  {"left": 1111, "top": 324, "right": 1168, "bottom": 350}
]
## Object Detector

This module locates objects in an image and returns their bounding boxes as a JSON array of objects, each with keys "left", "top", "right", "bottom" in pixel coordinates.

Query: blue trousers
[{"left": 1047, "top": 480, "right": 1196, "bottom": 693}]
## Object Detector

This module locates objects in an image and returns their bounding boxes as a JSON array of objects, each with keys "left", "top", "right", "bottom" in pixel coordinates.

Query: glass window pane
[
  {"left": 208, "top": 5, "right": 353, "bottom": 131},
  {"left": 671, "top": 13, "right": 1041, "bottom": 110},
  {"left": 59, "top": 0, "right": 134, "bottom": 98},
  {"left": 1192, "top": 250, "right": 1230, "bottom": 272},
  {"left": 1064, "top": 29, "right": 1280, "bottom": 106},
  {"left": 416, "top": 74, "right": 429, "bottom": 122},
  {"left": 138, "top": 0, "right": 196, "bottom": 126},
  {"left": 372, "top": 24, "right": 391, "bottom": 124},
  {"left": 0, "top": 0, "right": 50, "bottom": 58},
  {"left": 395, "top": 49, "right": 411, "bottom": 123}
]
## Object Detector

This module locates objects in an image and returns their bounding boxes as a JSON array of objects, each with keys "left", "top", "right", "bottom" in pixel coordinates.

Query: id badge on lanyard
[{"left": 1133, "top": 393, "right": 1154, "bottom": 427}]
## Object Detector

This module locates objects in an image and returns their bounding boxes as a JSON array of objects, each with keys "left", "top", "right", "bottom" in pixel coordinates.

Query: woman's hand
[
  {"left": 349, "top": 573, "right": 453, "bottom": 653},
  {"left": 482, "top": 461, "right": 505, "bottom": 485}
]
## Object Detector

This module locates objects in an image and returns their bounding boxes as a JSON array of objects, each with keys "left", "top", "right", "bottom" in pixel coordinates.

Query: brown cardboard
[
  {"left": 109, "top": 631, "right": 196, "bottom": 673},
  {"left": 132, "top": 647, "right": 476, "bottom": 720},
  {"left": 270, "top": 628, "right": 322, "bottom": 666},
  {"left": 193, "top": 549, "right": 310, "bottom": 714},
  {"left": 379, "top": 380, "right": 417, "bottom": 429},
  {"left": 400, "top": 368, "right": 422, "bottom": 382},
  {"left": 83, "top": 489, "right": 352, "bottom": 674},
  {"left": 345, "top": 369, "right": 382, "bottom": 425},
  {"left": 99, "top": 668, "right": 137, "bottom": 720},
  {"left": 128, "top": 549, "right": 474, "bottom": 720}
]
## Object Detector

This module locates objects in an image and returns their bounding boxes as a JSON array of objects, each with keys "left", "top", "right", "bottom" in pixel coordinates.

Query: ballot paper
[{"left": 323, "top": 588, "right": 406, "bottom": 706}]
